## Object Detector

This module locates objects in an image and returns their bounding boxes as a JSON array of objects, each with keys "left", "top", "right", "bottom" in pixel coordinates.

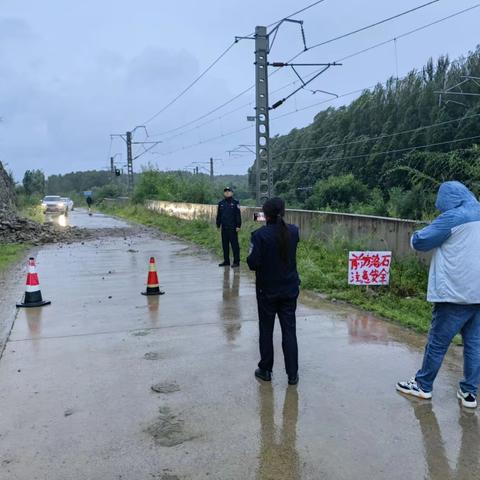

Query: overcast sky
[{"left": 1, "top": 0, "right": 479, "bottom": 181}]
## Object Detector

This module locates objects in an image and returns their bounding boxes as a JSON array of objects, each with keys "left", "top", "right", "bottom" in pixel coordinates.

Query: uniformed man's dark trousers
[
  {"left": 221, "top": 228, "right": 240, "bottom": 264},
  {"left": 256, "top": 291, "right": 298, "bottom": 376}
]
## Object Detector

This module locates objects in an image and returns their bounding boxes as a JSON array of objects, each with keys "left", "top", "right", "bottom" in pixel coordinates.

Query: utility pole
[
  {"left": 111, "top": 127, "right": 160, "bottom": 196},
  {"left": 238, "top": 20, "right": 340, "bottom": 206},
  {"left": 255, "top": 26, "right": 271, "bottom": 206},
  {"left": 210, "top": 157, "right": 214, "bottom": 180},
  {"left": 110, "top": 157, "right": 114, "bottom": 174},
  {"left": 126, "top": 131, "right": 133, "bottom": 193}
]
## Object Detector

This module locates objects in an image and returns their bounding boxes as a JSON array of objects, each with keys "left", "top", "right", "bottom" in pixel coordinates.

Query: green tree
[
  {"left": 305, "top": 174, "right": 369, "bottom": 211},
  {"left": 22, "top": 169, "right": 45, "bottom": 196}
]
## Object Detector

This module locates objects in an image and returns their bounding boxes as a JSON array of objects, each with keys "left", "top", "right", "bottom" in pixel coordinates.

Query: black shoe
[
  {"left": 288, "top": 374, "right": 299, "bottom": 385},
  {"left": 255, "top": 368, "right": 272, "bottom": 382},
  {"left": 231, "top": 262, "right": 240, "bottom": 268},
  {"left": 218, "top": 262, "right": 230, "bottom": 267},
  {"left": 457, "top": 389, "right": 478, "bottom": 408}
]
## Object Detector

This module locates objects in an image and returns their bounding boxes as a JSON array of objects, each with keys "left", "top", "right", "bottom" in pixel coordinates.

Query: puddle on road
[
  {"left": 151, "top": 382, "right": 180, "bottom": 394},
  {"left": 145, "top": 406, "right": 194, "bottom": 447},
  {"left": 174, "top": 245, "right": 207, "bottom": 257}
]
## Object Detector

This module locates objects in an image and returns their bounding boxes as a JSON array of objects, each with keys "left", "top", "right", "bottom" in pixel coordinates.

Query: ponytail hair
[{"left": 262, "top": 197, "right": 290, "bottom": 264}]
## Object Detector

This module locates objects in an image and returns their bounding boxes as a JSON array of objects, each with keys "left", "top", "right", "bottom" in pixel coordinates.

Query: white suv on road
[{"left": 41, "top": 195, "right": 67, "bottom": 214}]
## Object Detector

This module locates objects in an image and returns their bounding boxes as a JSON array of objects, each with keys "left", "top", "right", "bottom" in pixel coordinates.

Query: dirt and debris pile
[
  {"left": 0, "top": 209, "right": 90, "bottom": 245},
  {"left": 0, "top": 162, "right": 75, "bottom": 244}
]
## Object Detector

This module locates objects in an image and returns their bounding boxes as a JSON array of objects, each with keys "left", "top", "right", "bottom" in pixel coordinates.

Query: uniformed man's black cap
[{"left": 223, "top": 187, "right": 232, "bottom": 192}]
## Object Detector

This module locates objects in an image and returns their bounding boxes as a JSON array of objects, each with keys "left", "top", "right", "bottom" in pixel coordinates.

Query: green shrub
[{"left": 305, "top": 174, "right": 369, "bottom": 211}]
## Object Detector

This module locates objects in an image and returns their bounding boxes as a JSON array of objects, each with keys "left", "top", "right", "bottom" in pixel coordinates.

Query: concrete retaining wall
[
  {"left": 145, "top": 200, "right": 427, "bottom": 259},
  {"left": 103, "top": 197, "right": 130, "bottom": 207}
]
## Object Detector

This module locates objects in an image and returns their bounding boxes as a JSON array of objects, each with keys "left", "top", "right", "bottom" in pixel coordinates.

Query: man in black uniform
[{"left": 216, "top": 187, "right": 241, "bottom": 268}]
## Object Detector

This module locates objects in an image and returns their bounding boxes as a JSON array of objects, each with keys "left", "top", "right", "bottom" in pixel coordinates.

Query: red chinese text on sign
[{"left": 348, "top": 251, "right": 392, "bottom": 286}]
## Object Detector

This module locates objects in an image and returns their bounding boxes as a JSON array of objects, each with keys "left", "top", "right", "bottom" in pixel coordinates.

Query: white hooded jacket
[{"left": 412, "top": 181, "right": 480, "bottom": 304}]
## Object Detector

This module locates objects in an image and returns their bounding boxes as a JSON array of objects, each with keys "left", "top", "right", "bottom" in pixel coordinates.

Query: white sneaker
[
  {"left": 396, "top": 378, "right": 432, "bottom": 399},
  {"left": 457, "top": 389, "right": 477, "bottom": 408}
]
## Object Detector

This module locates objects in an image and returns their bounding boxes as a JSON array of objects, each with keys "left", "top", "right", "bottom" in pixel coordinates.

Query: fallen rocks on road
[
  {"left": 0, "top": 209, "right": 91, "bottom": 245},
  {"left": 151, "top": 382, "right": 180, "bottom": 394}
]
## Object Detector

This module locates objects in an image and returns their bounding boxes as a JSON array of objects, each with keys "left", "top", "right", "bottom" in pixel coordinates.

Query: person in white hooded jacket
[{"left": 397, "top": 181, "right": 480, "bottom": 408}]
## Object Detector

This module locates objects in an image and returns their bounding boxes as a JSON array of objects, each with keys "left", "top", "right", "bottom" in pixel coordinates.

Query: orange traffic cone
[
  {"left": 16, "top": 257, "right": 51, "bottom": 308},
  {"left": 141, "top": 257, "right": 165, "bottom": 296}
]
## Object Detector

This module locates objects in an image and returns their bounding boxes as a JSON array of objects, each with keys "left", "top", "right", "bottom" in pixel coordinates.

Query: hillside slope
[
  {"left": 252, "top": 47, "right": 480, "bottom": 219},
  {"left": 0, "top": 162, "right": 15, "bottom": 210}
]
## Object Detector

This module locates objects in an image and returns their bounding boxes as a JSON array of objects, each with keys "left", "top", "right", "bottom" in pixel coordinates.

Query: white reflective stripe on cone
[{"left": 25, "top": 285, "right": 41, "bottom": 293}]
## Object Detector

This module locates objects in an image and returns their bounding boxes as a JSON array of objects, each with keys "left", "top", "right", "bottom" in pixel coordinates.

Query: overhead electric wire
[
  {"left": 272, "top": 85, "right": 375, "bottom": 121},
  {"left": 157, "top": 102, "right": 253, "bottom": 143},
  {"left": 157, "top": 2, "right": 478, "bottom": 175},
  {"left": 157, "top": 75, "right": 441, "bottom": 156},
  {"left": 335, "top": 3, "right": 480, "bottom": 64},
  {"left": 157, "top": 6, "right": 480, "bottom": 158},
  {"left": 287, "top": 0, "right": 441, "bottom": 63},
  {"left": 141, "top": 0, "right": 328, "bottom": 127},
  {"left": 158, "top": 124, "right": 255, "bottom": 157},
  {"left": 267, "top": 0, "right": 442, "bottom": 99},
  {"left": 158, "top": 104, "right": 480, "bottom": 163},
  {"left": 142, "top": 42, "right": 237, "bottom": 125},
  {"left": 148, "top": 84, "right": 255, "bottom": 137},
  {"left": 243, "top": 0, "right": 327, "bottom": 37},
  {"left": 143, "top": 1, "right": 475, "bottom": 159},
  {"left": 272, "top": 112, "right": 480, "bottom": 157},
  {"left": 145, "top": 0, "right": 446, "bottom": 141},
  {"left": 272, "top": 4, "right": 480, "bottom": 120},
  {"left": 277, "top": 134, "right": 480, "bottom": 165},
  {"left": 156, "top": 75, "right": 476, "bottom": 159},
  {"left": 224, "top": 113, "right": 480, "bottom": 162},
  {"left": 149, "top": 78, "right": 300, "bottom": 140}
]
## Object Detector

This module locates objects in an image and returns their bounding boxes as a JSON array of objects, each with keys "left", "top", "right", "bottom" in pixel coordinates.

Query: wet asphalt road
[{"left": 0, "top": 209, "right": 478, "bottom": 480}]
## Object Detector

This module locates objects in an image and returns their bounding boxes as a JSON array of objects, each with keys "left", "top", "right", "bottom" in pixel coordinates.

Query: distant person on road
[
  {"left": 86, "top": 195, "right": 93, "bottom": 215},
  {"left": 397, "top": 181, "right": 480, "bottom": 409},
  {"left": 216, "top": 187, "right": 241, "bottom": 268},
  {"left": 247, "top": 197, "right": 300, "bottom": 385}
]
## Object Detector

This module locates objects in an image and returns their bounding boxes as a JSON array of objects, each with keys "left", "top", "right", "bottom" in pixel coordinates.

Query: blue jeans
[{"left": 416, "top": 303, "right": 480, "bottom": 395}]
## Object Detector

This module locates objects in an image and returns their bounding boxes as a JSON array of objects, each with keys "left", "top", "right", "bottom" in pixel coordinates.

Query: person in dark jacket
[
  {"left": 216, "top": 187, "right": 242, "bottom": 268},
  {"left": 86, "top": 195, "right": 93, "bottom": 216},
  {"left": 247, "top": 197, "right": 300, "bottom": 385}
]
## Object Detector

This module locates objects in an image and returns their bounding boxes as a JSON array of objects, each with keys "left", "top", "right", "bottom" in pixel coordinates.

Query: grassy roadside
[
  {"left": 101, "top": 203, "right": 432, "bottom": 334},
  {"left": 19, "top": 205, "right": 45, "bottom": 223},
  {"left": 0, "top": 244, "right": 29, "bottom": 273}
]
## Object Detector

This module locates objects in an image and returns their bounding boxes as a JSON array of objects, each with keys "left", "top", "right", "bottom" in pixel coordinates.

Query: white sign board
[{"left": 348, "top": 251, "right": 392, "bottom": 286}]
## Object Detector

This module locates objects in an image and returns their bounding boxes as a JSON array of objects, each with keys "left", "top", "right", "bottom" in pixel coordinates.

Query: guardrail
[{"left": 145, "top": 200, "right": 427, "bottom": 259}]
